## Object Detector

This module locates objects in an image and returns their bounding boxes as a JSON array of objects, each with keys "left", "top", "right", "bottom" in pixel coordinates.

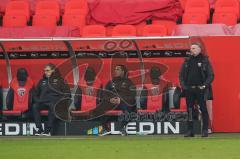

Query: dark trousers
[
  {"left": 185, "top": 88, "right": 209, "bottom": 132},
  {"left": 117, "top": 105, "right": 136, "bottom": 130},
  {"left": 32, "top": 102, "right": 56, "bottom": 130},
  {"left": 102, "top": 105, "right": 135, "bottom": 131}
]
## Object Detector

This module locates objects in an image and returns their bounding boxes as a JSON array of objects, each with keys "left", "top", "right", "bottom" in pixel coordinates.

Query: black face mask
[{"left": 17, "top": 68, "right": 28, "bottom": 82}]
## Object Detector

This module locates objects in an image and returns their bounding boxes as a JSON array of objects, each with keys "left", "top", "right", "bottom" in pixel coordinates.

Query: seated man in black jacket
[
  {"left": 74, "top": 65, "right": 136, "bottom": 135},
  {"left": 104, "top": 65, "right": 136, "bottom": 135},
  {"left": 32, "top": 63, "right": 70, "bottom": 136}
]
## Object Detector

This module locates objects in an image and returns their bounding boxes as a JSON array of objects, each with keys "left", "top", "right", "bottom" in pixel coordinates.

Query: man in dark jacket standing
[{"left": 179, "top": 42, "right": 214, "bottom": 137}]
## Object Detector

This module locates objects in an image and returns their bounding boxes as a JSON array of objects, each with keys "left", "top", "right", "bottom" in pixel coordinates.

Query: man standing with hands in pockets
[{"left": 179, "top": 42, "right": 214, "bottom": 137}]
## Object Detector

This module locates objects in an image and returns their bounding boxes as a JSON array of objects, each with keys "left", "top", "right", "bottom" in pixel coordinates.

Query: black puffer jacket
[
  {"left": 105, "top": 76, "right": 136, "bottom": 107},
  {"left": 34, "top": 71, "right": 70, "bottom": 104}
]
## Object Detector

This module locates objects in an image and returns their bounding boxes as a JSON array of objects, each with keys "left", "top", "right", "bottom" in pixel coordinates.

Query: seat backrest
[
  {"left": 64, "top": 0, "right": 88, "bottom": 15},
  {"left": 82, "top": 25, "right": 106, "bottom": 37},
  {"left": 213, "top": 13, "right": 238, "bottom": 26},
  {"left": 152, "top": 19, "right": 177, "bottom": 35},
  {"left": 54, "top": 26, "right": 81, "bottom": 37},
  {"left": 0, "top": 28, "right": 12, "bottom": 38},
  {"left": 182, "top": 13, "right": 208, "bottom": 24},
  {"left": 35, "top": 0, "right": 60, "bottom": 20},
  {"left": 11, "top": 77, "right": 34, "bottom": 111},
  {"left": 32, "top": 15, "right": 57, "bottom": 28},
  {"left": 3, "top": 15, "right": 27, "bottom": 27},
  {"left": 144, "top": 84, "right": 162, "bottom": 110},
  {"left": 5, "top": 0, "right": 30, "bottom": 20},
  {"left": 23, "top": 26, "right": 54, "bottom": 37},
  {"left": 185, "top": 0, "right": 210, "bottom": 18},
  {"left": 140, "top": 24, "right": 167, "bottom": 36},
  {"left": 111, "top": 25, "right": 136, "bottom": 36},
  {"left": 78, "top": 78, "right": 102, "bottom": 111},
  {"left": 215, "top": 0, "right": 239, "bottom": 17},
  {"left": 62, "top": 14, "right": 86, "bottom": 27}
]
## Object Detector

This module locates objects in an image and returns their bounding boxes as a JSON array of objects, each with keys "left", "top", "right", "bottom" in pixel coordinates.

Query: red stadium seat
[
  {"left": 137, "top": 85, "right": 162, "bottom": 113},
  {"left": 71, "top": 77, "right": 103, "bottom": 116},
  {"left": 3, "top": 77, "right": 34, "bottom": 116},
  {"left": 64, "top": 0, "right": 88, "bottom": 15},
  {"left": 140, "top": 25, "right": 168, "bottom": 36},
  {"left": 35, "top": 0, "right": 60, "bottom": 20},
  {"left": 134, "top": 22, "right": 147, "bottom": 36},
  {"left": 171, "top": 96, "right": 187, "bottom": 112},
  {"left": 82, "top": 25, "right": 106, "bottom": 37},
  {"left": 62, "top": 14, "right": 86, "bottom": 28},
  {"left": 54, "top": 26, "right": 81, "bottom": 37},
  {"left": 23, "top": 26, "right": 54, "bottom": 37},
  {"left": 184, "top": 0, "right": 210, "bottom": 18},
  {"left": 5, "top": 0, "right": 30, "bottom": 20},
  {"left": 152, "top": 19, "right": 177, "bottom": 35},
  {"left": 33, "top": 15, "right": 57, "bottom": 28},
  {"left": 106, "top": 26, "right": 114, "bottom": 36},
  {"left": 0, "top": 28, "right": 12, "bottom": 38},
  {"left": 3, "top": 15, "right": 27, "bottom": 27},
  {"left": 111, "top": 25, "right": 137, "bottom": 36},
  {"left": 213, "top": 13, "right": 238, "bottom": 26},
  {"left": 214, "top": 0, "right": 240, "bottom": 18},
  {"left": 40, "top": 110, "right": 48, "bottom": 116},
  {"left": 182, "top": 13, "right": 208, "bottom": 24},
  {"left": 0, "top": 27, "right": 32, "bottom": 38},
  {"left": 172, "top": 24, "right": 231, "bottom": 36}
]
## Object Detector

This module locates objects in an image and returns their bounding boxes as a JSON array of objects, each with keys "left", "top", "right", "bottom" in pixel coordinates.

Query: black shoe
[
  {"left": 42, "top": 128, "right": 51, "bottom": 136},
  {"left": 35, "top": 128, "right": 43, "bottom": 136},
  {"left": 184, "top": 131, "right": 194, "bottom": 137},
  {"left": 201, "top": 130, "right": 208, "bottom": 137}
]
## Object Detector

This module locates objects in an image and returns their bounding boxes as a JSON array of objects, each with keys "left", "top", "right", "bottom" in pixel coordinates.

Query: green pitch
[{"left": 1, "top": 134, "right": 240, "bottom": 159}]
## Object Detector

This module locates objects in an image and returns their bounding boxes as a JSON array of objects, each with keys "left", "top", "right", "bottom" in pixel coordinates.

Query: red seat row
[
  {"left": 2, "top": 0, "right": 240, "bottom": 29},
  {"left": 182, "top": 0, "right": 240, "bottom": 26},
  {"left": 2, "top": 23, "right": 240, "bottom": 38},
  {"left": 0, "top": 24, "right": 170, "bottom": 37},
  {"left": 3, "top": 0, "right": 88, "bottom": 28}
]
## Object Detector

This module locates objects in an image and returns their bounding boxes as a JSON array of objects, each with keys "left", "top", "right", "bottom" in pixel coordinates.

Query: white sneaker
[
  {"left": 42, "top": 132, "right": 51, "bottom": 136},
  {"left": 35, "top": 129, "right": 43, "bottom": 136},
  {"left": 42, "top": 128, "right": 51, "bottom": 136},
  {"left": 99, "top": 131, "right": 111, "bottom": 136}
]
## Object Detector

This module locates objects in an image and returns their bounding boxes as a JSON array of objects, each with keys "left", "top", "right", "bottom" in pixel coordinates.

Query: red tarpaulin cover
[{"left": 87, "top": 0, "right": 183, "bottom": 25}]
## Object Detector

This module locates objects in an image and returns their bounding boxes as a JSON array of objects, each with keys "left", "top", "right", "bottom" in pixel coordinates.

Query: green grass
[{"left": 1, "top": 134, "right": 240, "bottom": 159}]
